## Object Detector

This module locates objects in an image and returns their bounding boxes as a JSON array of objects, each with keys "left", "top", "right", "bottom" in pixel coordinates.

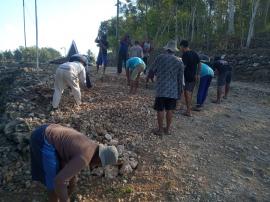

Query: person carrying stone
[
  {"left": 212, "top": 55, "right": 232, "bottom": 103},
  {"left": 150, "top": 40, "right": 184, "bottom": 136},
  {"left": 30, "top": 124, "right": 118, "bottom": 202},
  {"left": 126, "top": 57, "right": 146, "bottom": 94},
  {"left": 194, "top": 62, "right": 214, "bottom": 110},
  {"left": 52, "top": 54, "right": 88, "bottom": 110},
  {"left": 179, "top": 40, "right": 201, "bottom": 117}
]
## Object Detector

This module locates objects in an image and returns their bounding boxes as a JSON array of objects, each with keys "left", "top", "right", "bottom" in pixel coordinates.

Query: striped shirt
[{"left": 150, "top": 53, "right": 184, "bottom": 99}]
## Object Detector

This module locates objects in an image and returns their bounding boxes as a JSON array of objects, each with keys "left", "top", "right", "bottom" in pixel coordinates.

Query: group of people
[
  {"left": 119, "top": 39, "right": 232, "bottom": 136},
  {"left": 30, "top": 37, "right": 232, "bottom": 202}
]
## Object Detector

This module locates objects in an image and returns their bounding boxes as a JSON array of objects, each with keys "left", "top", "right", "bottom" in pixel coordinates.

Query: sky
[{"left": 0, "top": 0, "right": 117, "bottom": 57}]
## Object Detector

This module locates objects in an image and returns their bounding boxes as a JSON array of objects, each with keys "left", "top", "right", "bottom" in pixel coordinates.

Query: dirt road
[{"left": 0, "top": 66, "right": 269, "bottom": 201}]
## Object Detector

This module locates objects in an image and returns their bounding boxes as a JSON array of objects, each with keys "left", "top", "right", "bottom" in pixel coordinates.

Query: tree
[
  {"left": 3, "top": 50, "right": 13, "bottom": 62},
  {"left": 14, "top": 48, "right": 23, "bottom": 62},
  {"left": 246, "top": 0, "right": 261, "bottom": 47},
  {"left": 101, "top": 0, "right": 268, "bottom": 51},
  {"left": 86, "top": 49, "right": 95, "bottom": 64},
  {"left": 228, "top": 0, "right": 236, "bottom": 35}
]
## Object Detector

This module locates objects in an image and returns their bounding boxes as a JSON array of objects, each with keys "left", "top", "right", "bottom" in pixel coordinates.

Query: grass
[{"left": 105, "top": 186, "right": 134, "bottom": 198}]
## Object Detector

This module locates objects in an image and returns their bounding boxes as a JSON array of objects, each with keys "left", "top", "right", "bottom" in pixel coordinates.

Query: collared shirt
[
  {"left": 150, "top": 53, "right": 184, "bottom": 99},
  {"left": 59, "top": 62, "right": 86, "bottom": 84}
]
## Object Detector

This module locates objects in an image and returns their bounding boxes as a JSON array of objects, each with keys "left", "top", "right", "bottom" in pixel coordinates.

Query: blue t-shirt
[
  {"left": 126, "top": 57, "right": 145, "bottom": 70},
  {"left": 200, "top": 63, "right": 214, "bottom": 77},
  {"left": 119, "top": 40, "right": 129, "bottom": 55}
]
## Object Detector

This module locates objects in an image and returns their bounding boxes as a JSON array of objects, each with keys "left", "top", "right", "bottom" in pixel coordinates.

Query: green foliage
[
  {"left": 100, "top": 0, "right": 269, "bottom": 51},
  {"left": 0, "top": 47, "right": 61, "bottom": 64},
  {"left": 86, "top": 49, "right": 95, "bottom": 64},
  {"left": 105, "top": 186, "right": 134, "bottom": 198}
]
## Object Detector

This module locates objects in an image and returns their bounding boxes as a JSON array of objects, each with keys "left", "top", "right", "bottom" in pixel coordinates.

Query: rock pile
[
  {"left": 0, "top": 64, "right": 144, "bottom": 193},
  {"left": 215, "top": 48, "right": 270, "bottom": 82}
]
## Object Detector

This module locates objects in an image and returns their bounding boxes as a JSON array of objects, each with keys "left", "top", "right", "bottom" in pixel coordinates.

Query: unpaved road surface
[{"left": 0, "top": 66, "right": 269, "bottom": 201}]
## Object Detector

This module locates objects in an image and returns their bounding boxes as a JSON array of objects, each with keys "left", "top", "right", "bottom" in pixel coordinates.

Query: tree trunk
[
  {"left": 175, "top": 6, "right": 178, "bottom": 42},
  {"left": 227, "top": 0, "right": 235, "bottom": 35},
  {"left": 145, "top": 0, "right": 149, "bottom": 38},
  {"left": 264, "top": 0, "right": 270, "bottom": 26},
  {"left": 246, "top": 0, "right": 260, "bottom": 48},
  {"left": 191, "top": 6, "right": 197, "bottom": 42}
]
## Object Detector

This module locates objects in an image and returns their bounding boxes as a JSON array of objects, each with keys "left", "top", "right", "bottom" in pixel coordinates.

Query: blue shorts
[
  {"left": 96, "top": 52, "right": 108, "bottom": 66},
  {"left": 30, "top": 125, "right": 60, "bottom": 191}
]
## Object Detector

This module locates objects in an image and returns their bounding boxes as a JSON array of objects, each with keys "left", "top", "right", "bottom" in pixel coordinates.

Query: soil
[{"left": 0, "top": 66, "right": 269, "bottom": 202}]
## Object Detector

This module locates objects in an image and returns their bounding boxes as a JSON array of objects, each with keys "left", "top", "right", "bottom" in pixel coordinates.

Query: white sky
[{"left": 0, "top": 0, "right": 117, "bottom": 57}]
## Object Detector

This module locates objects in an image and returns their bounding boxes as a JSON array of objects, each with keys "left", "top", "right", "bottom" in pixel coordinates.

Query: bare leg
[
  {"left": 96, "top": 65, "right": 99, "bottom": 73},
  {"left": 130, "top": 80, "right": 135, "bottom": 94},
  {"left": 132, "top": 75, "right": 140, "bottom": 94},
  {"left": 126, "top": 69, "right": 130, "bottom": 86},
  {"left": 103, "top": 65, "right": 106, "bottom": 75},
  {"left": 157, "top": 111, "right": 164, "bottom": 132},
  {"left": 48, "top": 191, "right": 58, "bottom": 202},
  {"left": 214, "top": 86, "right": 223, "bottom": 104},
  {"left": 224, "top": 84, "right": 230, "bottom": 99},
  {"left": 184, "top": 90, "right": 192, "bottom": 116},
  {"left": 165, "top": 110, "right": 173, "bottom": 134}
]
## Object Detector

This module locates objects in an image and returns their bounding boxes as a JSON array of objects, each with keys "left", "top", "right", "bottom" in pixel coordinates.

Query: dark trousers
[
  {"left": 117, "top": 53, "right": 127, "bottom": 74},
  {"left": 197, "top": 75, "right": 212, "bottom": 106}
]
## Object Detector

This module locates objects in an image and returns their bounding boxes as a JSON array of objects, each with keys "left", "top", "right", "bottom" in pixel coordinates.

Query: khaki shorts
[{"left": 130, "top": 64, "right": 145, "bottom": 80}]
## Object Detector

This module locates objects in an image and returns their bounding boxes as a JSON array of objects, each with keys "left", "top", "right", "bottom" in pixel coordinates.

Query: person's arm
[
  {"left": 177, "top": 62, "right": 184, "bottom": 98},
  {"left": 212, "top": 61, "right": 219, "bottom": 76},
  {"left": 54, "top": 156, "right": 87, "bottom": 202},
  {"left": 140, "top": 47, "right": 144, "bottom": 58},
  {"left": 196, "top": 62, "right": 201, "bottom": 81}
]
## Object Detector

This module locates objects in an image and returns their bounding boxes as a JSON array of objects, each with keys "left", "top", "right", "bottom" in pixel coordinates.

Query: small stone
[
  {"left": 129, "top": 158, "right": 138, "bottom": 169},
  {"left": 119, "top": 162, "right": 133, "bottom": 175},
  {"left": 104, "top": 165, "right": 118, "bottom": 179},
  {"left": 117, "top": 145, "right": 125, "bottom": 156},
  {"left": 91, "top": 167, "right": 104, "bottom": 177},
  {"left": 110, "top": 139, "right": 119, "bottom": 145},
  {"left": 242, "top": 166, "right": 254, "bottom": 176},
  {"left": 105, "top": 134, "right": 112, "bottom": 141}
]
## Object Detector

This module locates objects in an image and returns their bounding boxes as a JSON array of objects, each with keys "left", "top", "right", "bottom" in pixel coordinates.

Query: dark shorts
[
  {"left": 154, "top": 97, "right": 177, "bottom": 111},
  {"left": 184, "top": 81, "right": 196, "bottom": 92},
  {"left": 218, "top": 71, "right": 231, "bottom": 87},
  {"left": 30, "top": 125, "right": 60, "bottom": 191}
]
